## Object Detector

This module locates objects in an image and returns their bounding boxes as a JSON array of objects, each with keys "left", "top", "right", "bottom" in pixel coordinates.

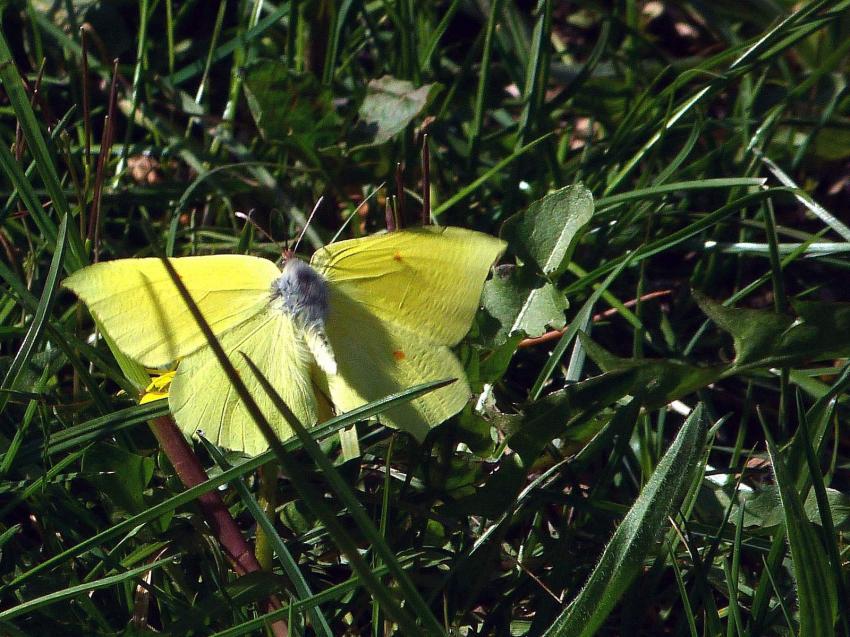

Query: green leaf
[
  {"left": 352, "top": 75, "right": 439, "bottom": 146},
  {"left": 735, "top": 486, "right": 850, "bottom": 531},
  {"left": 476, "top": 333, "right": 525, "bottom": 384},
  {"left": 542, "top": 405, "right": 708, "bottom": 637},
  {"left": 766, "top": 431, "right": 837, "bottom": 636},
  {"left": 501, "top": 184, "right": 594, "bottom": 276},
  {"left": 504, "top": 369, "right": 646, "bottom": 467},
  {"left": 83, "top": 443, "right": 155, "bottom": 514},
  {"left": 580, "top": 334, "right": 726, "bottom": 410},
  {"left": 481, "top": 264, "right": 567, "bottom": 345},
  {"left": 242, "top": 61, "right": 340, "bottom": 151},
  {"left": 697, "top": 293, "right": 850, "bottom": 369}
]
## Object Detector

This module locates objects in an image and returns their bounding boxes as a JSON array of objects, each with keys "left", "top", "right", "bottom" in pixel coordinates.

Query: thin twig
[
  {"left": 421, "top": 133, "right": 430, "bottom": 225},
  {"left": 88, "top": 58, "right": 120, "bottom": 262},
  {"left": 518, "top": 289, "right": 672, "bottom": 348}
]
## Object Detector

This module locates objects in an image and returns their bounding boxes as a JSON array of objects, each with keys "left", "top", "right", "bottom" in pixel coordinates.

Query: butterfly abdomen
[{"left": 271, "top": 259, "right": 337, "bottom": 374}]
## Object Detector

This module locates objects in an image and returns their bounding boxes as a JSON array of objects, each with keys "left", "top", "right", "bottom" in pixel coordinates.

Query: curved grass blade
[
  {"left": 1, "top": 401, "right": 167, "bottom": 466},
  {"left": 0, "top": 214, "right": 68, "bottom": 417},
  {"left": 0, "top": 32, "right": 85, "bottom": 270},
  {"left": 0, "top": 556, "right": 178, "bottom": 621},
  {"left": 595, "top": 178, "right": 766, "bottom": 209}
]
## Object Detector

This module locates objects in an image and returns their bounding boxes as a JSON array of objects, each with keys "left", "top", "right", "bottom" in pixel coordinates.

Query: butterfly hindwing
[
  {"left": 169, "top": 309, "right": 318, "bottom": 455},
  {"left": 63, "top": 255, "right": 279, "bottom": 367},
  {"left": 323, "top": 287, "right": 469, "bottom": 441}
]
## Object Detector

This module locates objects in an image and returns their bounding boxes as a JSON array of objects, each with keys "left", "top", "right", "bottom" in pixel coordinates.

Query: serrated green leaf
[
  {"left": 501, "top": 184, "right": 594, "bottom": 276},
  {"left": 481, "top": 264, "right": 567, "bottom": 345},
  {"left": 580, "top": 334, "right": 726, "bottom": 409},
  {"left": 697, "top": 293, "right": 850, "bottom": 369}
]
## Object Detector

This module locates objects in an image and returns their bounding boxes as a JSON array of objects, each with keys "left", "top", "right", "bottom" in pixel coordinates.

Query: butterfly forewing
[
  {"left": 63, "top": 255, "right": 280, "bottom": 368},
  {"left": 310, "top": 226, "right": 506, "bottom": 347}
]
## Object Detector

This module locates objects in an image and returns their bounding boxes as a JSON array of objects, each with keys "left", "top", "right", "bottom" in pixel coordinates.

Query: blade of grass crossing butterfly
[{"left": 169, "top": 309, "right": 319, "bottom": 456}]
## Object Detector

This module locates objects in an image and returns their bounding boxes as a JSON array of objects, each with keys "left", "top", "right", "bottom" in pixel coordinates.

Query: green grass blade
[
  {"left": 0, "top": 31, "right": 85, "bottom": 270},
  {"left": 595, "top": 178, "right": 766, "bottom": 209},
  {"left": 0, "top": 214, "right": 68, "bottom": 416},
  {"left": 529, "top": 253, "right": 632, "bottom": 400},
  {"left": 432, "top": 133, "right": 551, "bottom": 216},
  {"left": 542, "top": 405, "right": 708, "bottom": 637},
  {"left": 796, "top": 395, "right": 849, "bottom": 636},
  {"left": 764, "top": 423, "right": 836, "bottom": 637},
  {"left": 0, "top": 556, "right": 178, "bottom": 620}
]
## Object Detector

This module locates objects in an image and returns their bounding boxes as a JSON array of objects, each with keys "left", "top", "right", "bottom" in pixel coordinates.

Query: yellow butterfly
[{"left": 64, "top": 227, "right": 506, "bottom": 455}]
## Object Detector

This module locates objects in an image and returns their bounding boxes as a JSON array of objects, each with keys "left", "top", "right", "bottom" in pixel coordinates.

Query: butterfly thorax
[{"left": 270, "top": 259, "right": 337, "bottom": 374}]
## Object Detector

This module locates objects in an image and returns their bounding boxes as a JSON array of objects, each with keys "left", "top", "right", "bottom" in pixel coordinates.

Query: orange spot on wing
[
  {"left": 393, "top": 350, "right": 406, "bottom": 361},
  {"left": 393, "top": 251, "right": 403, "bottom": 261}
]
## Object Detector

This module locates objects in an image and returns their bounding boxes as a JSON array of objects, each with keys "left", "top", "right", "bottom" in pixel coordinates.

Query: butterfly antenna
[
  {"left": 293, "top": 196, "right": 324, "bottom": 255},
  {"left": 235, "top": 209, "right": 284, "bottom": 251},
  {"left": 328, "top": 182, "right": 386, "bottom": 245}
]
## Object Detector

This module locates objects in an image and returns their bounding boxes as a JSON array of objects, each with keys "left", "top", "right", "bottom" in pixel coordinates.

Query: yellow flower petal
[{"left": 140, "top": 370, "right": 176, "bottom": 404}]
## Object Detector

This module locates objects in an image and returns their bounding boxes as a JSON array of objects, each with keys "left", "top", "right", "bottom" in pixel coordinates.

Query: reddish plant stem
[
  {"left": 394, "top": 161, "right": 405, "bottom": 227},
  {"left": 88, "top": 58, "right": 119, "bottom": 261},
  {"left": 148, "top": 415, "right": 288, "bottom": 637},
  {"left": 80, "top": 27, "right": 92, "bottom": 176},
  {"left": 421, "top": 134, "right": 430, "bottom": 225},
  {"left": 518, "top": 289, "right": 673, "bottom": 348}
]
